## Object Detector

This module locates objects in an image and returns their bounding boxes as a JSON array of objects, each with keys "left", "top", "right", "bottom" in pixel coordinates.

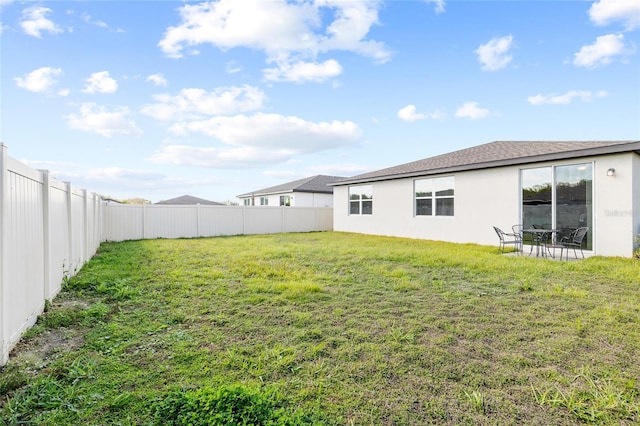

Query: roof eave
[
  {"left": 237, "top": 188, "right": 333, "bottom": 198},
  {"left": 331, "top": 142, "right": 640, "bottom": 186}
]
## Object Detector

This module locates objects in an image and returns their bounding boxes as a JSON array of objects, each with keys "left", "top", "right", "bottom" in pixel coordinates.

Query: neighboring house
[
  {"left": 237, "top": 175, "right": 344, "bottom": 207},
  {"left": 330, "top": 140, "right": 640, "bottom": 257},
  {"left": 156, "top": 195, "right": 224, "bottom": 205}
]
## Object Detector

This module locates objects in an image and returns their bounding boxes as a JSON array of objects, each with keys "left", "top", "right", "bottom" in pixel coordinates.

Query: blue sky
[{"left": 1, "top": 0, "right": 639, "bottom": 203}]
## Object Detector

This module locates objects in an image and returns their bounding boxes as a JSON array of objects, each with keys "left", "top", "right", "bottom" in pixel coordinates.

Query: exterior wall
[
  {"left": 334, "top": 166, "right": 519, "bottom": 247},
  {"left": 239, "top": 191, "right": 334, "bottom": 207},
  {"left": 594, "top": 153, "right": 637, "bottom": 257},
  {"left": 292, "top": 192, "right": 334, "bottom": 207},
  {"left": 334, "top": 152, "right": 639, "bottom": 257}
]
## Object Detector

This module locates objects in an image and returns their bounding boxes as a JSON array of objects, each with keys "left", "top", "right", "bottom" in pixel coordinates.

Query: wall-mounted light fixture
[{"left": 607, "top": 168, "right": 615, "bottom": 177}]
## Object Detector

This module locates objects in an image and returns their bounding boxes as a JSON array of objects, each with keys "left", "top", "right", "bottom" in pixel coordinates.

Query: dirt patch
[{"left": 10, "top": 328, "right": 85, "bottom": 370}]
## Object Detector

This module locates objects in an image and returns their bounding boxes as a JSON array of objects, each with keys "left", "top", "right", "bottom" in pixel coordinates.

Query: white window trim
[{"left": 414, "top": 176, "right": 455, "bottom": 217}]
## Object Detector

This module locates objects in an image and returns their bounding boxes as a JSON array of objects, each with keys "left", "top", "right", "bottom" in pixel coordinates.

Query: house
[
  {"left": 330, "top": 140, "right": 640, "bottom": 257},
  {"left": 237, "top": 175, "right": 344, "bottom": 207},
  {"left": 155, "top": 195, "right": 224, "bottom": 205}
]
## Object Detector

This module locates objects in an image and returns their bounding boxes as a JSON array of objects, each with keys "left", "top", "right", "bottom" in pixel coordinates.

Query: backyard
[{"left": 0, "top": 232, "right": 638, "bottom": 425}]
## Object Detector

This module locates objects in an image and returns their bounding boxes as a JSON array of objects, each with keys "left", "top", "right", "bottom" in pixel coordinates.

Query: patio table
[{"left": 523, "top": 229, "right": 556, "bottom": 257}]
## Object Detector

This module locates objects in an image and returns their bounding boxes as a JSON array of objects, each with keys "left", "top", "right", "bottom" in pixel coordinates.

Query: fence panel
[
  {"left": 199, "top": 205, "right": 244, "bottom": 236},
  {"left": 48, "top": 181, "right": 70, "bottom": 298},
  {"left": 3, "top": 158, "right": 46, "bottom": 359},
  {"left": 102, "top": 204, "right": 333, "bottom": 242},
  {"left": 0, "top": 144, "right": 103, "bottom": 366},
  {"left": 145, "top": 205, "right": 198, "bottom": 239}
]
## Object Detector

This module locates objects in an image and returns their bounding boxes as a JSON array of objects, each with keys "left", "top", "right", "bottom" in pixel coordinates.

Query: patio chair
[
  {"left": 512, "top": 224, "right": 530, "bottom": 254},
  {"left": 559, "top": 227, "right": 589, "bottom": 260},
  {"left": 493, "top": 226, "right": 522, "bottom": 254}
]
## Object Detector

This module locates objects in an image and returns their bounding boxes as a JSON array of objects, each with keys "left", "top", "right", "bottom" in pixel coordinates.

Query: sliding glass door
[{"left": 521, "top": 163, "right": 592, "bottom": 250}]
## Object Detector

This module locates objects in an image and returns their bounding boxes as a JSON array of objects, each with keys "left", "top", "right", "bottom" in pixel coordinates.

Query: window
[
  {"left": 260, "top": 197, "right": 269, "bottom": 206},
  {"left": 243, "top": 198, "right": 251, "bottom": 206},
  {"left": 349, "top": 185, "right": 373, "bottom": 215},
  {"left": 415, "top": 177, "right": 454, "bottom": 216},
  {"left": 279, "top": 195, "right": 291, "bottom": 206}
]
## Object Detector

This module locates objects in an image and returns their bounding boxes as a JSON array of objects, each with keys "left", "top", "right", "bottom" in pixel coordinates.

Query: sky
[{"left": 1, "top": 0, "right": 639, "bottom": 203}]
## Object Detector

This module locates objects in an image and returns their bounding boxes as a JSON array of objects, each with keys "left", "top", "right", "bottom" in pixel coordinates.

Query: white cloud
[
  {"left": 84, "top": 167, "right": 165, "bottom": 181},
  {"left": 158, "top": 0, "right": 390, "bottom": 81},
  {"left": 226, "top": 61, "right": 243, "bottom": 74},
  {"left": 263, "top": 59, "right": 343, "bottom": 83},
  {"left": 81, "top": 13, "right": 108, "bottom": 29},
  {"left": 425, "top": 0, "right": 446, "bottom": 14},
  {"left": 141, "top": 85, "right": 265, "bottom": 121},
  {"left": 475, "top": 35, "right": 514, "bottom": 71},
  {"left": 14, "top": 67, "right": 63, "bottom": 93},
  {"left": 20, "top": 6, "right": 63, "bottom": 38},
  {"left": 455, "top": 102, "right": 490, "bottom": 119},
  {"left": 397, "top": 105, "right": 426, "bottom": 122},
  {"left": 51, "top": 166, "right": 221, "bottom": 199},
  {"left": 573, "top": 33, "right": 633, "bottom": 67},
  {"left": 83, "top": 71, "right": 118, "bottom": 94},
  {"left": 150, "top": 113, "right": 361, "bottom": 168},
  {"left": 146, "top": 73, "right": 168, "bottom": 87},
  {"left": 589, "top": 0, "right": 640, "bottom": 31},
  {"left": 527, "top": 90, "right": 608, "bottom": 105},
  {"left": 65, "top": 103, "right": 142, "bottom": 137}
]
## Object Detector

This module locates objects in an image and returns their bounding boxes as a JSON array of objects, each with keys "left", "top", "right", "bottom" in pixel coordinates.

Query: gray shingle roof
[
  {"left": 332, "top": 140, "right": 640, "bottom": 185},
  {"left": 238, "top": 175, "right": 345, "bottom": 198},
  {"left": 155, "top": 195, "right": 224, "bottom": 205}
]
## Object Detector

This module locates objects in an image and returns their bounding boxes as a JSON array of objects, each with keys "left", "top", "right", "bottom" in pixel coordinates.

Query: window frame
[
  {"left": 348, "top": 185, "right": 373, "bottom": 215},
  {"left": 414, "top": 176, "right": 455, "bottom": 217},
  {"left": 279, "top": 195, "right": 291, "bottom": 206}
]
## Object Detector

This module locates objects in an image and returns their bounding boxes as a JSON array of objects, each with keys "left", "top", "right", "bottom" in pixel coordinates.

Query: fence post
[
  {"left": 242, "top": 206, "right": 246, "bottom": 235},
  {"left": 65, "top": 182, "right": 74, "bottom": 274},
  {"left": 0, "top": 143, "right": 8, "bottom": 365},
  {"left": 196, "top": 203, "right": 201, "bottom": 237},
  {"left": 142, "top": 203, "right": 147, "bottom": 239},
  {"left": 82, "top": 189, "right": 88, "bottom": 263},
  {"left": 40, "top": 170, "right": 52, "bottom": 301}
]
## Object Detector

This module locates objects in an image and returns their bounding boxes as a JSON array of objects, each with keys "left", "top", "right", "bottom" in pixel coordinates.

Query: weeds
[
  {"left": 463, "top": 389, "right": 487, "bottom": 414},
  {"left": 532, "top": 367, "right": 639, "bottom": 423},
  {"left": 152, "top": 384, "right": 321, "bottom": 425}
]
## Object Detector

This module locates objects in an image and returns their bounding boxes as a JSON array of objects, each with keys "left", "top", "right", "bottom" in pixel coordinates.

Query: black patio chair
[
  {"left": 559, "top": 227, "right": 589, "bottom": 260},
  {"left": 493, "top": 226, "right": 522, "bottom": 254},
  {"left": 512, "top": 224, "right": 531, "bottom": 254}
]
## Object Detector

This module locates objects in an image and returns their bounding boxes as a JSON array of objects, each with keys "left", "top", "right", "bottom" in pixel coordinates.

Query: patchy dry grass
[{"left": 1, "top": 232, "right": 639, "bottom": 425}]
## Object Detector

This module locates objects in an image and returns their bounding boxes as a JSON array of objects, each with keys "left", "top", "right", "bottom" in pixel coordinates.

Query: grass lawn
[{"left": 1, "top": 232, "right": 639, "bottom": 425}]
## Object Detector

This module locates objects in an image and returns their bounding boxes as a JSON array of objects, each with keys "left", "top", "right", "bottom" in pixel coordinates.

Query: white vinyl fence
[
  {"left": 1, "top": 143, "right": 334, "bottom": 366},
  {"left": 1, "top": 144, "right": 103, "bottom": 366},
  {"left": 103, "top": 203, "right": 333, "bottom": 241}
]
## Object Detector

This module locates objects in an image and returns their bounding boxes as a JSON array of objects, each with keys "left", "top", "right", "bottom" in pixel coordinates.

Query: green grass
[{"left": 1, "top": 232, "right": 639, "bottom": 425}]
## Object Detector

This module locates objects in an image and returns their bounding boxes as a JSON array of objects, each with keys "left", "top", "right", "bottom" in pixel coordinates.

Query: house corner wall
[{"left": 594, "top": 153, "right": 635, "bottom": 257}]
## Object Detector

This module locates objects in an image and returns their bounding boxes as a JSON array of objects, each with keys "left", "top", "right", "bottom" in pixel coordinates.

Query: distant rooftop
[
  {"left": 155, "top": 195, "right": 224, "bottom": 205},
  {"left": 238, "top": 175, "right": 345, "bottom": 198},
  {"left": 332, "top": 140, "right": 640, "bottom": 185}
]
